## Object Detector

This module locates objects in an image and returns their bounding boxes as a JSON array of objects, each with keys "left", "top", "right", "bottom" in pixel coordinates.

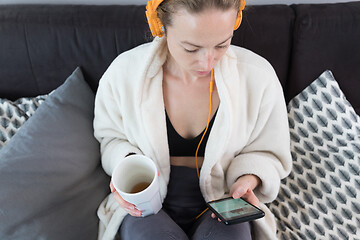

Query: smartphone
[{"left": 206, "top": 197, "right": 265, "bottom": 225}]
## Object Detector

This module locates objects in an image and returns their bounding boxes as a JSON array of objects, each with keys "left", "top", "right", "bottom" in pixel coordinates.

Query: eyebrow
[{"left": 181, "top": 35, "right": 233, "bottom": 48}]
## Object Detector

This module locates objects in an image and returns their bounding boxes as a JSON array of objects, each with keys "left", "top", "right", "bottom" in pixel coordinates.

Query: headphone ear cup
[
  {"left": 233, "top": 11, "right": 242, "bottom": 30},
  {"left": 146, "top": 9, "right": 164, "bottom": 37},
  {"left": 146, "top": 0, "right": 165, "bottom": 37}
]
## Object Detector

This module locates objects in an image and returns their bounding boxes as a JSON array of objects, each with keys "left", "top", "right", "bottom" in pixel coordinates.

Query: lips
[{"left": 195, "top": 70, "right": 211, "bottom": 76}]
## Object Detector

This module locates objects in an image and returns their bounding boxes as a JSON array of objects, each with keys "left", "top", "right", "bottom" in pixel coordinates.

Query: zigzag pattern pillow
[
  {"left": 269, "top": 70, "right": 360, "bottom": 240},
  {"left": 0, "top": 95, "right": 47, "bottom": 149}
]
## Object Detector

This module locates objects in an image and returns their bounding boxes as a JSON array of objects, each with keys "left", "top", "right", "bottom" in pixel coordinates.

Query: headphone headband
[
  {"left": 146, "top": 0, "right": 246, "bottom": 38},
  {"left": 147, "top": 0, "right": 164, "bottom": 10}
]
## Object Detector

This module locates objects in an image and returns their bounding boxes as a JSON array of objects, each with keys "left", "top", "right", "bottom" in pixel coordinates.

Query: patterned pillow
[
  {"left": 269, "top": 70, "right": 360, "bottom": 240},
  {"left": 0, "top": 95, "right": 48, "bottom": 149}
]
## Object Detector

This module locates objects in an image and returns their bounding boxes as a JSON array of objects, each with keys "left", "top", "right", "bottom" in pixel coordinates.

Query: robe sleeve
[
  {"left": 93, "top": 64, "right": 142, "bottom": 176},
  {"left": 226, "top": 73, "right": 292, "bottom": 203}
]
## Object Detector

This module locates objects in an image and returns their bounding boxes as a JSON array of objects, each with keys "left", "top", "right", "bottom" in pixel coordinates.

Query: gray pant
[{"left": 119, "top": 209, "right": 252, "bottom": 240}]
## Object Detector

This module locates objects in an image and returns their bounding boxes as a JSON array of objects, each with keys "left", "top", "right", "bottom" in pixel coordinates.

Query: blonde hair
[{"left": 157, "top": 0, "right": 242, "bottom": 30}]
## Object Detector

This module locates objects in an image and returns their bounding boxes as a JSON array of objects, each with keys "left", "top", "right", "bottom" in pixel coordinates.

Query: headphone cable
[
  {"left": 194, "top": 69, "right": 214, "bottom": 220},
  {"left": 195, "top": 69, "right": 214, "bottom": 179}
]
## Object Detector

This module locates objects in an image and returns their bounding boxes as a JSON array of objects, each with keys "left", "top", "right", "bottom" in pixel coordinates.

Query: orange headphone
[{"left": 146, "top": 0, "right": 246, "bottom": 38}]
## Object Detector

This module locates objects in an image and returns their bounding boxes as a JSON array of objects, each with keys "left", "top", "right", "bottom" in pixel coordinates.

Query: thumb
[
  {"left": 109, "top": 179, "right": 116, "bottom": 193},
  {"left": 231, "top": 185, "right": 247, "bottom": 199}
]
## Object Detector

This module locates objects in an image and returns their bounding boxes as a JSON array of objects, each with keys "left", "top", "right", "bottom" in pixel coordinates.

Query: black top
[
  {"left": 165, "top": 110, "right": 217, "bottom": 157},
  {"left": 163, "top": 110, "right": 217, "bottom": 233},
  {"left": 163, "top": 165, "right": 207, "bottom": 234}
]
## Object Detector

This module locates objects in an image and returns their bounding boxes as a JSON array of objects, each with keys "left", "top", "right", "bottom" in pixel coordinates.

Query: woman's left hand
[{"left": 211, "top": 174, "right": 261, "bottom": 220}]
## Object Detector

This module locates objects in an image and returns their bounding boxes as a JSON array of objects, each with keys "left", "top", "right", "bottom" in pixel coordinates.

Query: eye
[
  {"left": 216, "top": 45, "right": 229, "bottom": 49},
  {"left": 184, "top": 48, "right": 199, "bottom": 53}
]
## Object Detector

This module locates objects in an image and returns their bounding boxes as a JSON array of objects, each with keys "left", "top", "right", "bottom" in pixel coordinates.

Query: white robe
[{"left": 94, "top": 37, "right": 292, "bottom": 240}]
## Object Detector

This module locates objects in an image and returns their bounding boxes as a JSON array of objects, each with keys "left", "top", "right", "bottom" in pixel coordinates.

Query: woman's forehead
[{"left": 167, "top": 8, "right": 237, "bottom": 46}]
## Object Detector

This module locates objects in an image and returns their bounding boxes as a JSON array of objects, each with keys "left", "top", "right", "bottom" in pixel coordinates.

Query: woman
[{"left": 94, "top": 0, "right": 292, "bottom": 239}]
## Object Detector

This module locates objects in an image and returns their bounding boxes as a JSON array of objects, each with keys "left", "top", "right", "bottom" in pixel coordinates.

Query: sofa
[{"left": 0, "top": 2, "right": 359, "bottom": 240}]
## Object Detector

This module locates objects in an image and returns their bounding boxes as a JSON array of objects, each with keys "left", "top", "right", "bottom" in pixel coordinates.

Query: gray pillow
[{"left": 0, "top": 67, "right": 109, "bottom": 239}]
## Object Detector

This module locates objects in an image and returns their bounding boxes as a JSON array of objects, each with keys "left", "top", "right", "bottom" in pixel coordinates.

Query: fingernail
[{"left": 233, "top": 192, "right": 240, "bottom": 198}]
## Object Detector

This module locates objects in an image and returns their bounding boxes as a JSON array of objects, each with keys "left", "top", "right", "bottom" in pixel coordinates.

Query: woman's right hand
[{"left": 110, "top": 179, "right": 142, "bottom": 217}]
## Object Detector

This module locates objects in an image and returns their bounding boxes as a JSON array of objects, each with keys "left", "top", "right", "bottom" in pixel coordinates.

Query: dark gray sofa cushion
[
  {"left": 0, "top": 67, "right": 109, "bottom": 240},
  {"left": 287, "top": 2, "right": 360, "bottom": 113},
  {"left": 0, "top": 5, "right": 150, "bottom": 100},
  {"left": 233, "top": 4, "right": 295, "bottom": 88},
  {"left": 0, "top": 4, "right": 296, "bottom": 100}
]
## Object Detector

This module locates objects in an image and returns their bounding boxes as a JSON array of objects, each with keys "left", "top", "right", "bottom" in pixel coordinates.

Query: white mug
[{"left": 112, "top": 155, "right": 162, "bottom": 217}]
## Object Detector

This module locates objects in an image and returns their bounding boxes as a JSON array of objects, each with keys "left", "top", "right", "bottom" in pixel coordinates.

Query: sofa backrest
[
  {"left": 0, "top": 5, "right": 150, "bottom": 100},
  {"left": 234, "top": 4, "right": 295, "bottom": 88},
  {"left": 0, "top": 2, "right": 359, "bottom": 114},
  {"left": 286, "top": 2, "right": 360, "bottom": 113},
  {"left": 0, "top": 4, "right": 294, "bottom": 100}
]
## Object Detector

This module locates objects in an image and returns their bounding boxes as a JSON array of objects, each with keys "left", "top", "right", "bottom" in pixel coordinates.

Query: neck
[
  {"left": 164, "top": 57, "right": 192, "bottom": 84},
  {"left": 164, "top": 55, "right": 211, "bottom": 85}
]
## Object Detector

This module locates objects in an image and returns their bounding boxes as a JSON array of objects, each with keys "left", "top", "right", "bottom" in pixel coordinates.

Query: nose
[{"left": 198, "top": 49, "right": 216, "bottom": 70}]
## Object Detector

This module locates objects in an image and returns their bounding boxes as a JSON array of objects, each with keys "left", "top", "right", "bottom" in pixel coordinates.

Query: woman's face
[{"left": 165, "top": 8, "right": 238, "bottom": 78}]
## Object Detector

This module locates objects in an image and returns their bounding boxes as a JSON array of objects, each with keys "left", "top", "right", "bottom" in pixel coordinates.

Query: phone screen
[{"left": 207, "top": 197, "right": 264, "bottom": 224}]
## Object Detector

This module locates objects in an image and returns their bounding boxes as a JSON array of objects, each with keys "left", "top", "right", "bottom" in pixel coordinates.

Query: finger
[
  {"left": 113, "top": 192, "right": 142, "bottom": 216},
  {"left": 127, "top": 208, "right": 142, "bottom": 217},
  {"left": 242, "top": 189, "right": 260, "bottom": 207},
  {"left": 113, "top": 191, "right": 135, "bottom": 210},
  {"left": 232, "top": 186, "right": 247, "bottom": 199},
  {"left": 230, "top": 182, "right": 248, "bottom": 199},
  {"left": 109, "top": 180, "right": 116, "bottom": 193},
  {"left": 211, "top": 213, "right": 216, "bottom": 218}
]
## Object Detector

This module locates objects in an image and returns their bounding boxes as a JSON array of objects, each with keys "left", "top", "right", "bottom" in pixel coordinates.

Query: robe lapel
[
  {"left": 137, "top": 37, "right": 171, "bottom": 195},
  {"left": 199, "top": 48, "right": 240, "bottom": 200}
]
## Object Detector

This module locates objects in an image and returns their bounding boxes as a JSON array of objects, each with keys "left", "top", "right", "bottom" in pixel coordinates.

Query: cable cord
[
  {"left": 195, "top": 69, "right": 214, "bottom": 179},
  {"left": 194, "top": 69, "right": 214, "bottom": 220}
]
